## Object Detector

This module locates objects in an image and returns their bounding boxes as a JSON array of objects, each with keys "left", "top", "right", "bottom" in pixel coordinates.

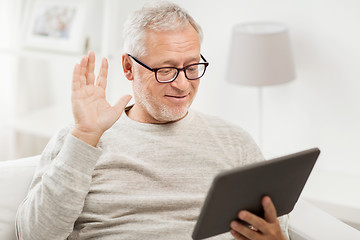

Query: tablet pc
[{"left": 192, "top": 148, "right": 320, "bottom": 240}]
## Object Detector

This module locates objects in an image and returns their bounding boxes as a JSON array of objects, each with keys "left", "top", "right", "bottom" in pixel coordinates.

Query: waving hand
[{"left": 71, "top": 51, "right": 132, "bottom": 146}]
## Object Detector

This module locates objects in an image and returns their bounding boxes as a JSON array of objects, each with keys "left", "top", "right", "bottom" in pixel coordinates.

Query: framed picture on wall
[{"left": 22, "top": 0, "right": 88, "bottom": 54}]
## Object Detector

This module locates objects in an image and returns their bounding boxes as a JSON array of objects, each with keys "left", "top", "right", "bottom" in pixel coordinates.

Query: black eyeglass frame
[{"left": 128, "top": 54, "right": 209, "bottom": 83}]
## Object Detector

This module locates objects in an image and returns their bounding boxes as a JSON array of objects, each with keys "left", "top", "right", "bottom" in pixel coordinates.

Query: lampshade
[{"left": 227, "top": 22, "right": 295, "bottom": 86}]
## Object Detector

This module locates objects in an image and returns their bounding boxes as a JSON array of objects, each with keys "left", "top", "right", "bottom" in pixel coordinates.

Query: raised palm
[{"left": 71, "top": 51, "right": 131, "bottom": 146}]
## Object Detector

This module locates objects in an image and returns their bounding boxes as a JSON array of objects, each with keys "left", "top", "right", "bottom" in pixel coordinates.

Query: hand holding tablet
[
  {"left": 192, "top": 148, "right": 320, "bottom": 240},
  {"left": 230, "top": 196, "right": 287, "bottom": 240}
]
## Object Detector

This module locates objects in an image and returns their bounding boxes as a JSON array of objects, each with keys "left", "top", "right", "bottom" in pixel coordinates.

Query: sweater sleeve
[
  {"left": 235, "top": 128, "right": 290, "bottom": 239},
  {"left": 15, "top": 127, "right": 102, "bottom": 240},
  {"left": 235, "top": 127, "right": 264, "bottom": 166}
]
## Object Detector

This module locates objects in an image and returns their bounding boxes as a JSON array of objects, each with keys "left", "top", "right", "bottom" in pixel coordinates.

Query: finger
[
  {"left": 79, "top": 56, "right": 88, "bottom": 87},
  {"left": 112, "top": 95, "right": 132, "bottom": 117},
  {"left": 86, "top": 50, "right": 96, "bottom": 85},
  {"left": 238, "top": 211, "right": 266, "bottom": 235},
  {"left": 230, "top": 220, "right": 259, "bottom": 240},
  {"left": 72, "top": 64, "right": 81, "bottom": 91},
  {"left": 96, "top": 58, "right": 108, "bottom": 89},
  {"left": 230, "top": 229, "right": 249, "bottom": 240},
  {"left": 262, "top": 196, "right": 278, "bottom": 223}
]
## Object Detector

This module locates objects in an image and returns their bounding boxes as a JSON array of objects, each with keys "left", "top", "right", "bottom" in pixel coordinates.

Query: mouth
[
  {"left": 165, "top": 95, "right": 187, "bottom": 98},
  {"left": 164, "top": 94, "right": 189, "bottom": 101}
]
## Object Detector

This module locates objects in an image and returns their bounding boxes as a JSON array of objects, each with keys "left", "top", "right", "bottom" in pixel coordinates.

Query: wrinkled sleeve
[{"left": 15, "top": 127, "right": 102, "bottom": 240}]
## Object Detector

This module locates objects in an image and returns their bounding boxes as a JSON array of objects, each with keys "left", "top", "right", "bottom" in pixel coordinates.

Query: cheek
[
  {"left": 134, "top": 73, "right": 164, "bottom": 96},
  {"left": 190, "top": 80, "right": 200, "bottom": 94},
  {"left": 134, "top": 67, "right": 152, "bottom": 81},
  {"left": 134, "top": 68, "right": 154, "bottom": 87}
]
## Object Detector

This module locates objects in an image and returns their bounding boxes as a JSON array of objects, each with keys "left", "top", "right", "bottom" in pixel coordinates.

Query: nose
[{"left": 170, "top": 70, "right": 190, "bottom": 91}]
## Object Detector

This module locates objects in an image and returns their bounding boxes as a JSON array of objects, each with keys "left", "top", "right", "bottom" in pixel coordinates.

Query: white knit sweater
[{"left": 16, "top": 109, "right": 288, "bottom": 239}]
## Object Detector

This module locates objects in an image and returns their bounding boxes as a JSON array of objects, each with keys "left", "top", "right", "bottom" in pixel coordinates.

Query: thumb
[{"left": 112, "top": 94, "right": 132, "bottom": 116}]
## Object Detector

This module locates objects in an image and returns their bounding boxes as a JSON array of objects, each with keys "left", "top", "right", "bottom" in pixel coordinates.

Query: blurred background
[
  {"left": 1, "top": 0, "right": 359, "bottom": 171},
  {"left": 0, "top": 0, "right": 359, "bottom": 230}
]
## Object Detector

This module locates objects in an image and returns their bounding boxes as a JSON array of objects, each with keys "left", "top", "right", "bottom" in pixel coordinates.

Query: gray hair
[{"left": 123, "top": 1, "right": 203, "bottom": 57}]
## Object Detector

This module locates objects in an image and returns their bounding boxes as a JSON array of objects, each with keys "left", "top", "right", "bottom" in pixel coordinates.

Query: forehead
[{"left": 144, "top": 24, "right": 201, "bottom": 59}]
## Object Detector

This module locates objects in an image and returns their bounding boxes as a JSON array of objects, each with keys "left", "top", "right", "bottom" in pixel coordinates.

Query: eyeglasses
[{"left": 128, "top": 54, "right": 209, "bottom": 83}]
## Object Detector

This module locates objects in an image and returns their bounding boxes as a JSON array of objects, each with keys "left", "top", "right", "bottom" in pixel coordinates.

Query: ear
[{"left": 122, "top": 54, "right": 134, "bottom": 81}]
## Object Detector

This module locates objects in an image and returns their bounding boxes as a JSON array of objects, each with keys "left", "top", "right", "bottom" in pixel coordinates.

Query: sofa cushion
[{"left": 0, "top": 156, "right": 39, "bottom": 240}]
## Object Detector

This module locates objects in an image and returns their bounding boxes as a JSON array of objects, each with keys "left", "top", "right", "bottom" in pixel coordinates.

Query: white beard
[{"left": 133, "top": 80, "right": 191, "bottom": 122}]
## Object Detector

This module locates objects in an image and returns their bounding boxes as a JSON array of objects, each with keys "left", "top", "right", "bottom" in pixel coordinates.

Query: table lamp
[{"left": 227, "top": 21, "right": 296, "bottom": 147}]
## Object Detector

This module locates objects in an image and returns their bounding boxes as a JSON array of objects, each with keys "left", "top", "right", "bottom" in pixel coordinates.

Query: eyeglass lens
[{"left": 156, "top": 64, "right": 206, "bottom": 82}]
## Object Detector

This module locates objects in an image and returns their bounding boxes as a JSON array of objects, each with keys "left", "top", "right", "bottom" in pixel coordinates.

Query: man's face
[{"left": 128, "top": 24, "right": 201, "bottom": 124}]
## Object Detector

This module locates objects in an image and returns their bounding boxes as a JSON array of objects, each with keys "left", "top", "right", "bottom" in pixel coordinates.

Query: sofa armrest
[
  {"left": 0, "top": 155, "right": 40, "bottom": 240},
  {"left": 288, "top": 199, "right": 360, "bottom": 240}
]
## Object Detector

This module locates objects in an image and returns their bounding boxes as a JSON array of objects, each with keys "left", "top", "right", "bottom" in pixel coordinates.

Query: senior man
[{"left": 16, "top": 2, "right": 289, "bottom": 240}]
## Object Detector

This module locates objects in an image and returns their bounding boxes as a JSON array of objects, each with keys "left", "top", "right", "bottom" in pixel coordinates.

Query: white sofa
[{"left": 1, "top": 156, "right": 360, "bottom": 240}]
